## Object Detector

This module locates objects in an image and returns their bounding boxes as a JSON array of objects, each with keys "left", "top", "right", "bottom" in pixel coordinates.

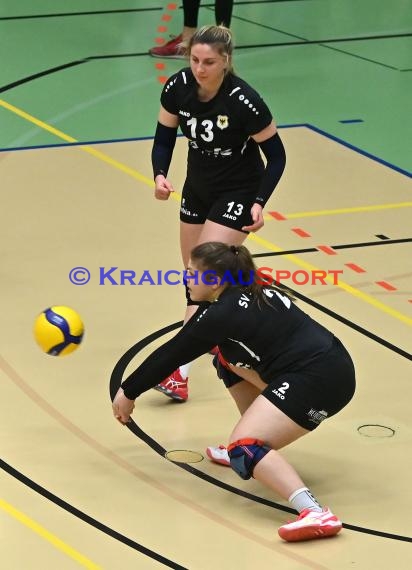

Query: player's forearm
[
  {"left": 255, "top": 132, "right": 286, "bottom": 207},
  {"left": 151, "top": 122, "right": 178, "bottom": 178}
]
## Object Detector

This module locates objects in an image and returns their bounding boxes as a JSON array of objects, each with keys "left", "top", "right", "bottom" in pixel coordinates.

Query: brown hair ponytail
[{"left": 190, "top": 242, "right": 294, "bottom": 306}]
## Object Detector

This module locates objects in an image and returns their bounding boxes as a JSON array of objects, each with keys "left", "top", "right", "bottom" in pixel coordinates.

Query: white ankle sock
[
  {"left": 288, "top": 487, "right": 323, "bottom": 513},
  {"left": 179, "top": 363, "right": 191, "bottom": 379}
]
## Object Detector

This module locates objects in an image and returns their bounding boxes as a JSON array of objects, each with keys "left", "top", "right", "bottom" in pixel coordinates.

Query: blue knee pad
[{"left": 227, "top": 438, "right": 271, "bottom": 480}]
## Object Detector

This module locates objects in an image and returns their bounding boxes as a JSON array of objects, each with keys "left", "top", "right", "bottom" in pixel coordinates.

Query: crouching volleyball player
[{"left": 112, "top": 242, "right": 356, "bottom": 542}]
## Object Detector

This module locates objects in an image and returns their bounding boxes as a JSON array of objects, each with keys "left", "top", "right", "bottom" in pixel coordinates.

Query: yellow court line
[
  {"left": 0, "top": 497, "right": 102, "bottom": 569},
  {"left": 2, "top": 98, "right": 411, "bottom": 326},
  {"left": 0, "top": 98, "right": 155, "bottom": 189},
  {"left": 248, "top": 232, "right": 412, "bottom": 326},
  {"left": 263, "top": 201, "right": 412, "bottom": 221}
]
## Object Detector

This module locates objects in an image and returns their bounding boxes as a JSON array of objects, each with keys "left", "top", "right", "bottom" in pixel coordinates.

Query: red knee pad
[{"left": 227, "top": 438, "right": 266, "bottom": 452}]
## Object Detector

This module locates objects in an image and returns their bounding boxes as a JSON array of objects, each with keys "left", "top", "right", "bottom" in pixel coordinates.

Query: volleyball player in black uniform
[
  {"left": 151, "top": 25, "right": 286, "bottom": 401},
  {"left": 113, "top": 242, "right": 356, "bottom": 542}
]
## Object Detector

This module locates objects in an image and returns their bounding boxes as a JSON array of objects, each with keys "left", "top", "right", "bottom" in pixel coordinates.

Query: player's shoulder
[
  {"left": 224, "top": 74, "right": 262, "bottom": 101},
  {"left": 223, "top": 73, "right": 268, "bottom": 116},
  {"left": 163, "top": 67, "right": 195, "bottom": 94},
  {"left": 195, "top": 289, "right": 244, "bottom": 323}
]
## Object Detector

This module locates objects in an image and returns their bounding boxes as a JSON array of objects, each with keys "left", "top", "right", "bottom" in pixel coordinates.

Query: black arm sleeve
[
  {"left": 121, "top": 313, "right": 223, "bottom": 399},
  {"left": 151, "top": 121, "right": 178, "bottom": 179},
  {"left": 254, "top": 132, "right": 286, "bottom": 207}
]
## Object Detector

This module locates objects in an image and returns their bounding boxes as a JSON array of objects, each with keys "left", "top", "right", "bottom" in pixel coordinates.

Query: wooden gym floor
[{"left": 1, "top": 1, "right": 411, "bottom": 569}]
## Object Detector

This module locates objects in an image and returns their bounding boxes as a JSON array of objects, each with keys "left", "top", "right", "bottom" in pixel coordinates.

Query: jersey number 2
[
  {"left": 263, "top": 288, "right": 291, "bottom": 309},
  {"left": 187, "top": 118, "right": 214, "bottom": 142}
]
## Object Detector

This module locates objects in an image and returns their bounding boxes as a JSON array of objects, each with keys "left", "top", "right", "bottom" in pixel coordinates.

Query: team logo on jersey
[{"left": 216, "top": 115, "right": 229, "bottom": 130}]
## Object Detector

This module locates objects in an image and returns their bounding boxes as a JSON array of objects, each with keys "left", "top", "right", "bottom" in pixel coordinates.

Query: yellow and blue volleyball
[{"left": 33, "top": 306, "right": 84, "bottom": 356}]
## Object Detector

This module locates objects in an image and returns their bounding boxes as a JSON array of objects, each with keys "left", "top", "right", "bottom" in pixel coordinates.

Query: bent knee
[{"left": 227, "top": 438, "right": 271, "bottom": 480}]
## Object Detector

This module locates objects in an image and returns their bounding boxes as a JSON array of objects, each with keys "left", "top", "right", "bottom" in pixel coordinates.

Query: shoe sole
[
  {"left": 153, "top": 385, "right": 187, "bottom": 402},
  {"left": 278, "top": 523, "right": 342, "bottom": 542},
  {"left": 206, "top": 448, "right": 230, "bottom": 466}
]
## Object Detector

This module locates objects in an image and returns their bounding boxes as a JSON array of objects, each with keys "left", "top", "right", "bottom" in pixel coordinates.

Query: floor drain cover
[
  {"left": 357, "top": 424, "right": 395, "bottom": 438},
  {"left": 165, "top": 450, "right": 204, "bottom": 463}
]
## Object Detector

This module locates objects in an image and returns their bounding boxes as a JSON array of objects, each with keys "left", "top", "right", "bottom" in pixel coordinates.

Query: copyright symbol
[{"left": 69, "top": 267, "right": 90, "bottom": 285}]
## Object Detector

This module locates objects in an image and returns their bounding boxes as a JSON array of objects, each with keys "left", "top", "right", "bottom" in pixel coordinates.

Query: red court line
[
  {"left": 345, "top": 263, "right": 366, "bottom": 273},
  {"left": 268, "top": 211, "right": 287, "bottom": 220},
  {"left": 317, "top": 245, "right": 337, "bottom": 255},
  {"left": 292, "top": 228, "right": 311, "bottom": 238},
  {"left": 375, "top": 281, "right": 397, "bottom": 291},
  {"left": 152, "top": 3, "right": 179, "bottom": 81}
]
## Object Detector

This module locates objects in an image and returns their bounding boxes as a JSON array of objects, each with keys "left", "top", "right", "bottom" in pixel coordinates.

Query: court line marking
[
  {"left": 0, "top": 497, "right": 102, "bottom": 569},
  {"left": 265, "top": 212, "right": 408, "bottom": 299},
  {"left": 0, "top": 7, "right": 163, "bottom": 21},
  {"left": 263, "top": 201, "right": 412, "bottom": 220},
  {"left": 151, "top": 1, "right": 178, "bottom": 85},
  {"left": 248, "top": 232, "right": 412, "bottom": 326},
  {"left": 0, "top": 98, "right": 154, "bottom": 188},
  {"left": 4, "top": 77, "right": 154, "bottom": 149},
  {"left": 1, "top": 97, "right": 410, "bottom": 326}
]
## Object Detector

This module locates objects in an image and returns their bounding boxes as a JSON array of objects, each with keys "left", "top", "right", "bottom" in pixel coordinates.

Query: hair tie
[{"left": 230, "top": 245, "right": 239, "bottom": 256}]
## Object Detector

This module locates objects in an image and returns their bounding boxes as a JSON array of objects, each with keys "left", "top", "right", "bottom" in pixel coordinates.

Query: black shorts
[
  {"left": 179, "top": 180, "right": 257, "bottom": 233},
  {"left": 261, "top": 337, "right": 356, "bottom": 431}
]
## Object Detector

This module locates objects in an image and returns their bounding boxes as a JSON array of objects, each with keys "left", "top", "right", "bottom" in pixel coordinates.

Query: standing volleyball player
[
  {"left": 112, "top": 242, "right": 356, "bottom": 542},
  {"left": 151, "top": 25, "right": 286, "bottom": 401}
]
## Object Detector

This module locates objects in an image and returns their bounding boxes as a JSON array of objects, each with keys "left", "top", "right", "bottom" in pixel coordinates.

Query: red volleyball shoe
[
  {"left": 278, "top": 508, "right": 342, "bottom": 542},
  {"left": 153, "top": 369, "right": 188, "bottom": 402},
  {"left": 149, "top": 34, "right": 185, "bottom": 58}
]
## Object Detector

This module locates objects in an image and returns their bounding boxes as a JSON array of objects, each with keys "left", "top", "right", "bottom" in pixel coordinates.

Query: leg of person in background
[
  {"left": 149, "top": 0, "right": 234, "bottom": 58},
  {"left": 155, "top": 220, "right": 247, "bottom": 402},
  {"left": 149, "top": 0, "right": 201, "bottom": 58},
  {"left": 183, "top": 0, "right": 202, "bottom": 39},
  {"left": 214, "top": 0, "right": 233, "bottom": 27}
]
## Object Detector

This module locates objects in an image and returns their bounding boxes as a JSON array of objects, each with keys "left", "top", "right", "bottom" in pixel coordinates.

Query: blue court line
[
  {"left": 305, "top": 124, "right": 411, "bottom": 177},
  {"left": 0, "top": 124, "right": 410, "bottom": 178},
  {"left": 339, "top": 119, "right": 364, "bottom": 124},
  {"left": 0, "top": 135, "right": 156, "bottom": 153}
]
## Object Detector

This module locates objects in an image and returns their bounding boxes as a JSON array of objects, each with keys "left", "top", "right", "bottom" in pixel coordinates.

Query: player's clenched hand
[
  {"left": 112, "top": 388, "right": 135, "bottom": 425},
  {"left": 154, "top": 174, "right": 174, "bottom": 200},
  {"left": 242, "top": 203, "right": 264, "bottom": 232}
]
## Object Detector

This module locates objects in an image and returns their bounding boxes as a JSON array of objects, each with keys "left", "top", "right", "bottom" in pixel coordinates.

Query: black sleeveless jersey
[
  {"left": 160, "top": 68, "right": 273, "bottom": 192},
  {"left": 122, "top": 287, "right": 335, "bottom": 399}
]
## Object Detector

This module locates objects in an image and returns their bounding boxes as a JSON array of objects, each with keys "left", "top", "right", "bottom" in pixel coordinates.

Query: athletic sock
[
  {"left": 179, "top": 363, "right": 191, "bottom": 379},
  {"left": 288, "top": 487, "right": 323, "bottom": 513}
]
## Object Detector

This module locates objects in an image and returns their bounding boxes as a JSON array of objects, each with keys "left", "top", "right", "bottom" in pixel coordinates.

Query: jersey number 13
[{"left": 187, "top": 118, "right": 214, "bottom": 142}]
